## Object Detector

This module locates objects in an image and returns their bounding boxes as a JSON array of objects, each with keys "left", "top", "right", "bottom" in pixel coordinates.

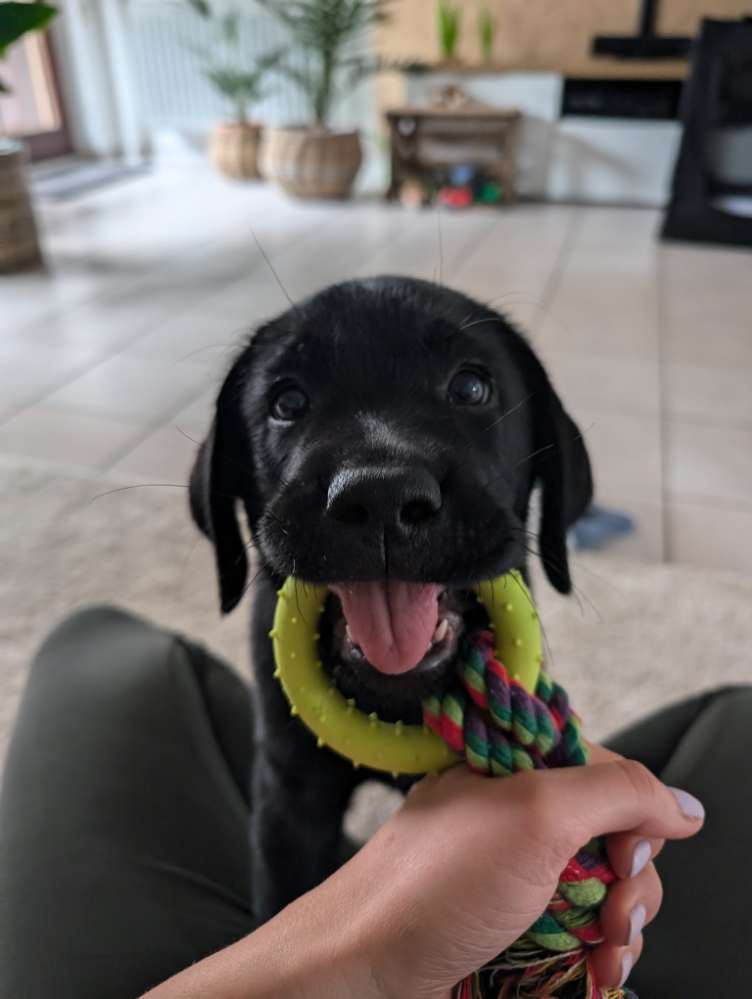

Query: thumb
[{"left": 531, "top": 759, "right": 704, "bottom": 856}]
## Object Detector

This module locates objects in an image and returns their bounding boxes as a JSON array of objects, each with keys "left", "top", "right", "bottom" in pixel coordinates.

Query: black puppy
[{"left": 189, "top": 275, "right": 592, "bottom": 924}]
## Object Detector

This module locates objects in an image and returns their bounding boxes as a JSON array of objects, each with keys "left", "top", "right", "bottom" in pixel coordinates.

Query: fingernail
[
  {"left": 620, "top": 951, "right": 634, "bottom": 987},
  {"left": 628, "top": 903, "right": 646, "bottom": 946},
  {"left": 668, "top": 786, "right": 705, "bottom": 821},
  {"left": 630, "top": 839, "right": 652, "bottom": 877}
]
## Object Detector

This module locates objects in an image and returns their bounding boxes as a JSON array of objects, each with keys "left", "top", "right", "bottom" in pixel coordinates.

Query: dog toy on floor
[
  {"left": 270, "top": 572, "right": 636, "bottom": 999},
  {"left": 570, "top": 504, "right": 634, "bottom": 552}
]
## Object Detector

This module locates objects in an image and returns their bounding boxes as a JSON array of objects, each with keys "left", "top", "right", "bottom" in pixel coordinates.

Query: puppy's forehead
[
  {"left": 305, "top": 303, "right": 452, "bottom": 351},
  {"left": 264, "top": 306, "right": 476, "bottom": 379}
]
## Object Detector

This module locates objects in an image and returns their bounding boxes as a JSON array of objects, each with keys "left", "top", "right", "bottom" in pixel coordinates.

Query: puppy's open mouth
[{"left": 319, "top": 583, "right": 489, "bottom": 723}]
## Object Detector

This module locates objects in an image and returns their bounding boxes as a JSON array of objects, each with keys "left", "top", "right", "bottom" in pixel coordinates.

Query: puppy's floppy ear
[
  {"left": 532, "top": 377, "right": 592, "bottom": 594},
  {"left": 189, "top": 363, "right": 250, "bottom": 614},
  {"left": 506, "top": 330, "right": 592, "bottom": 593}
]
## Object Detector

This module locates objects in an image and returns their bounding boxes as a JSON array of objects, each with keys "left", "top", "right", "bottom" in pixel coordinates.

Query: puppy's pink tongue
[{"left": 333, "top": 581, "right": 441, "bottom": 675}]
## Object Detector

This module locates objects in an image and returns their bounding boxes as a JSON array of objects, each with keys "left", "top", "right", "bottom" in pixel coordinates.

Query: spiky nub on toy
[{"left": 270, "top": 572, "right": 636, "bottom": 999}]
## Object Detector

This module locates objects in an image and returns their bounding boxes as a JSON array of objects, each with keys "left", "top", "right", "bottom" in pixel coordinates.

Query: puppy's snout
[{"left": 326, "top": 466, "right": 442, "bottom": 532}]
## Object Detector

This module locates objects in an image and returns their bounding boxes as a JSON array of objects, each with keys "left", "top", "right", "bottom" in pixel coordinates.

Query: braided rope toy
[{"left": 270, "top": 573, "right": 635, "bottom": 999}]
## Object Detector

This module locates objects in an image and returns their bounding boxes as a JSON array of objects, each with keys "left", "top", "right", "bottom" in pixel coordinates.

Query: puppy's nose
[{"left": 326, "top": 466, "right": 442, "bottom": 531}]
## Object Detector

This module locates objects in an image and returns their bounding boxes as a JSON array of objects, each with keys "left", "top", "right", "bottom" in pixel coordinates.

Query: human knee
[{"left": 28, "top": 604, "right": 177, "bottom": 706}]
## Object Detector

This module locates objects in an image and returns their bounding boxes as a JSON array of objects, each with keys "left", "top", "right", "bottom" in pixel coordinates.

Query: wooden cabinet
[{"left": 386, "top": 106, "right": 521, "bottom": 203}]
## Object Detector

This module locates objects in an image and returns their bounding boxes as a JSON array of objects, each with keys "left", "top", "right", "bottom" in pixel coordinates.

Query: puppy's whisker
[
  {"left": 457, "top": 293, "right": 544, "bottom": 333},
  {"left": 180, "top": 340, "right": 248, "bottom": 363},
  {"left": 484, "top": 393, "right": 534, "bottom": 432},
  {"left": 174, "top": 425, "right": 201, "bottom": 445},
  {"left": 514, "top": 443, "right": 556, "bottom": 468},
  {"left": 264, "top": 510, "right": 290, "bottom": 537},
  {"left": 515, "top": 420, "right": 594, "bottom": 468},
  {"left": 235, "top": 558, "right": 273, "bottom": 606},
  {"left": 250, "top": 227, "right": 296, "bottom": 309},
  {"left": 515, "top": 537, "right": 587, "bottom": 618},
  {"left": 88, "top": 483, "right": 189, "bottom": 503},
  {"left": 436, "top": 206, "right": 444, "bottom": 286},
  {"left": 242, "top": 535, "right": 260, "bottom": 554},
  {"left": 478, "top": 291, "right": 544, "bottom": 312},
  {"left": 513, "top": 526, "right": 626, "bottom": 599},
  {"left": 511, "top": 533, "right": 603, "bottom": 622},
  {"left": 459, "top": 316, "right": 504, "bottom": 333}
]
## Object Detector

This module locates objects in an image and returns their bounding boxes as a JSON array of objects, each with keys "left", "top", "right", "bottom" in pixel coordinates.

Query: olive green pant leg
[
  {"left": 2, "top": 606, "right": 749, "bottom": 999},
  {"left": 0, "top": 606, "right": 255, "bottom": 999},
  {"left": 607, "top": 686, "right": 752, "bottom": 999}
]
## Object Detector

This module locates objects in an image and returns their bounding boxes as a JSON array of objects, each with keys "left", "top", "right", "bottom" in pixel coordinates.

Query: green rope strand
[{"left": 422, "top": 630, "right": 634, "bottom": 999}]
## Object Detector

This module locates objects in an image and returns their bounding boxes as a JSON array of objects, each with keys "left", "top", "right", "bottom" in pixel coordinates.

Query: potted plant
[
  {"left": 185, "top": 0, "right": 281, "bottom": 180},
  {"left": 0, "top": 1, "right": 56, "bottom": 271},
  {"left": 478, "top": 6, "right": 494, "bottom": 64},
  {"left": 437, "top": 0, "right": 461, "bottom": 64},
  {"left": 257, "top": 0, "right": 390, "bottom": 200}
]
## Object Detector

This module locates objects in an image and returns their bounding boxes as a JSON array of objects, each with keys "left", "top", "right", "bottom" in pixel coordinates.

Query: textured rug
[{"left": 2, "top": 457, "right": 752, "bottom": 818}]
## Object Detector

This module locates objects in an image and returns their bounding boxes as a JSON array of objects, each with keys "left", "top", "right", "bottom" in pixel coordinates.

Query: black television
[{"left": 592, "top": 0, "right": 692, "bottom": 60}]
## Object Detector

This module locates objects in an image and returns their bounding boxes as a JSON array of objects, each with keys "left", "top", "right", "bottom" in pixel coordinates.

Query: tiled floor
[{"left": 3, "top": 160, "right": 752, "bottom": 572}]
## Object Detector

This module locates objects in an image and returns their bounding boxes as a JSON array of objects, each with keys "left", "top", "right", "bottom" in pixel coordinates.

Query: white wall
[{"left": 51, "top": 0, "right": 147, "bottom": 160}]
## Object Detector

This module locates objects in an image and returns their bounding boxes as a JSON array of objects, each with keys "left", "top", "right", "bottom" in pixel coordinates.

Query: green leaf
[
  {"left": 437, "top": 0, "right": 460, "bottom": 60},
  {"left": 221, "top": 11, "right": 238, "bottom": 44},
  {"left": 478, "top": 6, "right": 494, "bottom": 61},
  {"left": 183, "top": 0, "right": 210, "bottom": 18},
  {"left": 256, "top": 0, "right": 391, "bottom": 125},
  {"left": 0, "top": 2, "right": 57, "bottom": 57},
  {"left": 0, "top": 73, "right": 8, "bottom": 93},
  {"left": 257, "top": 46, "right": 285, "bottom": 71},
  {"left": 274, "top": 61, "right": 312, "bottom": 95}
]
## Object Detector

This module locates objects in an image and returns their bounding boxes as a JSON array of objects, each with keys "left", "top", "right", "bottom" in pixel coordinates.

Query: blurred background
[{"left": 2, "top": 0, "right": 752, "bottom": 766}]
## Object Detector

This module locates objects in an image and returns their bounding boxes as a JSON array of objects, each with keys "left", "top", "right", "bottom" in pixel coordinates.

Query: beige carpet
[{"left": 2, "top": 456, "right": 752, "bottom": 777}]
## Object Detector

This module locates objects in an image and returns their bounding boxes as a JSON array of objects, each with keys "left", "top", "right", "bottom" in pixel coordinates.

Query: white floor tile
[
  {"left": 7, "top": 292, "right": 190, "bottom": 357},
  {"left": 125, "top": 308, "right": 249, "bottom": 373},
  {"left": 0, "top": 341, "right": 101, "bottom": 412},
  {"left": 569, "top": 406, "right": 662, "bottom": 504},
  {"left": 537, "top": 290, "right": 658, "bottom": 359},
  {"left": 574, "top": 207, "right": 660, "bottom": 248},
  {"left": 668, "top": 499, "right": 752, "bottom": 573},
  {"left": 543, "top": 350, "right": 660, "bottom": 417},
  {"left": 663, "top": 307, "right": 752, "bottom": 367},
  {"left": 170, "top": 390, "right": 216, "bottom": 439},
  {"left": 0, "top": 407, "right": 142, "bottom": 470},
  {"left": 41, "top": 355, "right": 209, "bottom": 424},
  {"left": 590, "top": 496, "right": 664, "bottom": 563},
  {"left": 666, "top": 422, "right": 752, "bottom": 509},
  {"left": 665, "top": 361, "right": 752, "bottom": 427},
  {"left": 107, "top": 424, "right": 200, "bottom": 483}
]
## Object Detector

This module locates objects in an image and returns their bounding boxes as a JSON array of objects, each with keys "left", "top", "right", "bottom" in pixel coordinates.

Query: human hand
[
  {"left": 330, "top": 754, "right": 704, "bottom": 999},
  {"left": 142, "top": 750, "right": 705, "bottom": 999}
]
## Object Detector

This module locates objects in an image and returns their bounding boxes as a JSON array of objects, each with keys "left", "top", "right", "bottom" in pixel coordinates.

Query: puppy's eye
[
  {"left": 270, "top": 386, "right": 308, "bottom": 422},
  {"left": 448, "top": 369, "right": 492, "bottom": 406}
]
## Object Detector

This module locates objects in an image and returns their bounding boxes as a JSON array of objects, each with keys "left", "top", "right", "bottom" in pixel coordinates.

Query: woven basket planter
[
  {"left": 0, "top": 141, "right": 42, "bottom": 272},
  {"left": 208, "top": 121, "right": 263, "bottom": 180},
  {"left": 260, "top": 127, "right": 362, "bottom": 199}
]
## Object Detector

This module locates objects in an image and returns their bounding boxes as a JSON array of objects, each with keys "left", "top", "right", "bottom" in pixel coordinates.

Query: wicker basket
[
  {"left": 260, "top": 127, "right": 362, "bottom": 199},
  {"left": 208, "top": 121, "right": 263, "bottom": 180},
  {"left": 0, "top": 141, "right": 42, "bottom": 272}
]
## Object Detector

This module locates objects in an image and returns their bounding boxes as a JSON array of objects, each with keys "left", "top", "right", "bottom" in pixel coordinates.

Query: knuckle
[
  {"left": 615, "top": 759, "right": 658, "bottom": 803},
  {"left": 518, "top": 774, "right": 557, "bottom": 828},
  {"left": 496, "top": 772, "right": 556, "bottom": 840},
  {"left": 648, "top": 864, "right": 664, "bottom": 914}
]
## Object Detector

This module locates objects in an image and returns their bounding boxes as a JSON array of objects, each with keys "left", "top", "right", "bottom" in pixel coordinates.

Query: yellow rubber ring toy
[{"left": 270, "top": 570, "right": 542, "bottom": 776}]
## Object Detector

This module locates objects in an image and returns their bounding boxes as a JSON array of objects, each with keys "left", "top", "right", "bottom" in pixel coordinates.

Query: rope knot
[
  {"left": 421, "top": 629, "right": 626, "bottom": 999},
  {"left": 423, "top": 630, "right": 586, "bottom": 776}
]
